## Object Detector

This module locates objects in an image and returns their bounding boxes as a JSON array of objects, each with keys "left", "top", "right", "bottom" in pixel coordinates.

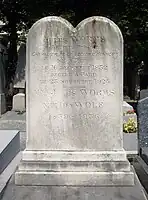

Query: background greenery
[{"left": 0, "top": 0, "right": 148, "bottom": 85}]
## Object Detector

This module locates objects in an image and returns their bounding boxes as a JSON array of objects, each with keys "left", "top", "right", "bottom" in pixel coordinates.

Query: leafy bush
[{"left": 123, "top": 118, "right": 137, "bottom": 133}]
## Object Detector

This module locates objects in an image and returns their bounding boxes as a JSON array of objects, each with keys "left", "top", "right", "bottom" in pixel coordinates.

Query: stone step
[
  {"left": 19, "top": 160, "right": 130, "bottom": 172},
  {"left": 15, "top": 170, "right": 134, "bottom": 186}
]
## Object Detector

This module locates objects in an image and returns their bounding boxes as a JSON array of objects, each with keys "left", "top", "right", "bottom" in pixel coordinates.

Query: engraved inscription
[
  {"left": 39, "top": 64, "right": 108, "bottom": 71},
  {"left": 39, "top": 78, "right": 110, "bottom": 85},
  {"left": 49, "top": 113, "right": 109, "bottom": 121},
  {"left": 43, "top": 35, "right": 105, "bottom": 48},
  {"left": 32, "top": 50, "right": 119, "bottom": 58},
  {"left": 64, "top": 89, "right": 115, "bottom": 97},
  {"left": 44, "top": 101, "right": 104, "bottom": 109}
]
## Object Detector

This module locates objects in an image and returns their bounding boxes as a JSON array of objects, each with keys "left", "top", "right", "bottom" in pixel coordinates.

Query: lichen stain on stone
[{"left": 92, "top": 20, "right": 97, "bottom": 49}]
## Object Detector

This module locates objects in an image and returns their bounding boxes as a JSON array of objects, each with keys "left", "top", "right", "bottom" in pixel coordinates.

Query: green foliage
[
  {"left": 0, "top": 0, "right": 148, "bottom": 82},
  {"left": 123, "top": 118, "right": 137, "bottom": 133}
]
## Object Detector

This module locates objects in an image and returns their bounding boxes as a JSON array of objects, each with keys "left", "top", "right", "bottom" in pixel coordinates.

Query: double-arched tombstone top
[{"left": 26, "top": 16, "right": 123, "bottom": 151}]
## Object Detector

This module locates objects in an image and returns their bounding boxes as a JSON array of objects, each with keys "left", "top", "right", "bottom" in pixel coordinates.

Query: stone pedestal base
[
  {"left": 2, "top": 169, "right": 148, "bottom": 200},
  {"left": 0, "top": 93, "right": 6, "bottom": 115},
  {"left": 15, "top": 150, "right": 134, "bottom": 186},
  {"left": 13, "top": 93, "right": 25, "bottom": 112}
]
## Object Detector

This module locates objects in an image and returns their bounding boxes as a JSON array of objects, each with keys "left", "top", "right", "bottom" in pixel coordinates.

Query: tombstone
[
  {"left": 12, "top": 92, "right": 25, "bottom": 112},
  {"left": 0, "top": 37, "right": 7, "bottom": 115},
  {"left": 13, "top": 42, "right": 26, "bottom": 112},
  {"left": 140, "top": 89, "right": 148, "bottom": 100},
  {"left": 15, "top": 16, "right": 134, "bottom": 186},
  {"left": 138, "top": 97, "right": 148, "bottom": 148}
]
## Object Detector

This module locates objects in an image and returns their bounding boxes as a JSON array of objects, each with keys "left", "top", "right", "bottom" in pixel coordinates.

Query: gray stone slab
[
  {"left": 137, "top": 155, "right": 148, "bottom": 179},
  {"left": 1, "top": 168, "right": 148, "bottom": 200},
  {"left": 0, "top": 152, "right": 22, "bottom": 199},
  {"left": 141, "top": 147, "right": 148, "bottom": 166},
  {"left": 0, "top": 130, "right": 20, "bottom": 174},
  {"left": 140, "top": 89, "right": 148, "bottom": 100},
  {"left": 142, "top": 147, "right": 148, "bottom": 156},
  {"left": 138, "top": 97, "right": 148, "bottom": 147},
  {"left": 133, "top": 156, "right": 148, "bottom": 194}
]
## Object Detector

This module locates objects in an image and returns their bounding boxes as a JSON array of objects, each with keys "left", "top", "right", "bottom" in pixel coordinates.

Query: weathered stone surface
[
  {"left": 138, "top": 97, "right": 148, "bottom": 147},
  {"left": 2, "top": 169, "right": 148, "bottom": 200},
  {"left": 15, "top": 16, "right": 134, "bottom": 186},
  {"left": 0, "top": 111, "right": 137, "bottom": 153},
  {"left": 26, "top": 16, "right": 123, "bottom": 151}
]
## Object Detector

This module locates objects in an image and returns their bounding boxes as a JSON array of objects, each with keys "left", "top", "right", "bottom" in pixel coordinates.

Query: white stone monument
[{"left": 15, "top": 16, "right": 134, "bottom": 186}]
